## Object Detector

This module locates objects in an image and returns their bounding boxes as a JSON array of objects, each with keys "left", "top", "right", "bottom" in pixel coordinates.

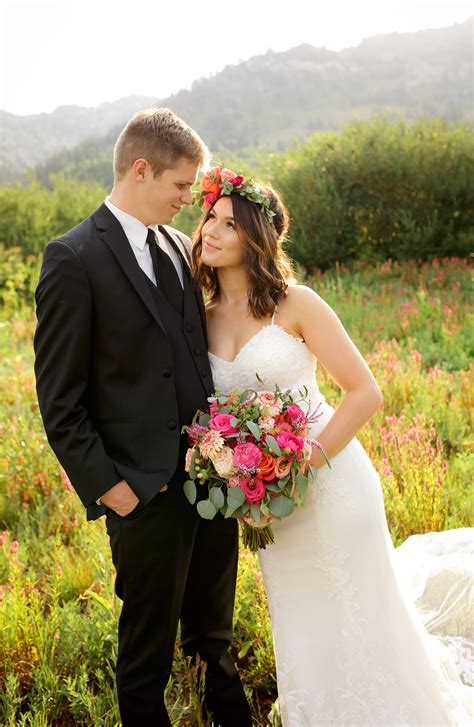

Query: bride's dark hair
[{"left": 191, "top": 183, "right": 295, "bottom": 318}]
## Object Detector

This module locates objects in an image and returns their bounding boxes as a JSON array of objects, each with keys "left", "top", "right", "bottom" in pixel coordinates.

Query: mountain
[
  {"left": 0, "top": 95, "right": 158, "bottom": 182},
  {"left": 2, "top": 18, "right": 472, "bottom": 184}
]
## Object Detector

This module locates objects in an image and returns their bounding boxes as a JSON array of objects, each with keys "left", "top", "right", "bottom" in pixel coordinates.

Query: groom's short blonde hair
[{"left": 113, "top": 107, "right": 209, "bottom": 180}]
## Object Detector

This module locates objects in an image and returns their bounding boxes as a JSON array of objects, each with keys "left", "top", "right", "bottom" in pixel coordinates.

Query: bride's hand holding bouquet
[{"left": 182, "top": 383, "right": 329, "bottom": 551}]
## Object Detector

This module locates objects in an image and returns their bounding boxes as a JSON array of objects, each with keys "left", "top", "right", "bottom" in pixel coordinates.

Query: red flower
[{"left": 240, "top": 477, "right": 266, "bottom": 504}]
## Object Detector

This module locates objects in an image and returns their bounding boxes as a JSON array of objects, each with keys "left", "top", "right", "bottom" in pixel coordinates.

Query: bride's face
[{"left": 200, "top": 197, "right": 243, "bottom": 268}]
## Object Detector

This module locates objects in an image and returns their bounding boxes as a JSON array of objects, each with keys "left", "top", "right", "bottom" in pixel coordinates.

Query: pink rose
[
  {"left": 239, "top": 477, "right": 266, "bottom": 504},
  {"left": 286, "top": 404, "right": 307, "bottom": 426},
  {"left": 220, "top": 167, "right": 238, "bottom": 182},
  {"left": 233, "top": 442, "right": 262, "bottom": 469},
  {"left": 275, "top": 431, "right": 305, "bottom": 455},
  {"left": 209, "top": 400, "right": 220, "bottom": 416},
  {"left": 209, "top": 413, "right": 239, "bottom": 437},
  {"left": 231, "top": 175, "right": 244, "bottom": 187}
]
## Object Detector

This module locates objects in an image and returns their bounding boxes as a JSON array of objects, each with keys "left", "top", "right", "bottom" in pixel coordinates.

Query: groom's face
[{"left": 141, "top": 157, "right": 199, "bottom": 225}]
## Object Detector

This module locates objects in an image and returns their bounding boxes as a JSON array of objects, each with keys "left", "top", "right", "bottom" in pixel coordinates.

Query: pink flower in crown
[
  {"left": 220, "top": 167, "right": 238, "bottom": 182},
  {"left": 275, "top": 431, "right": 305, "bottom": 456},
  {"left": 231, "top": 175, "right": 244, "bottom": 187},
  {"left": 204, "top": 192, "right": 220, "bottom": 208},
  {"left": 233, "top": 442, "right": 262, "bottom": 469},
  {"left": 209, "top": 413, "right": 239, "bottom": 437},
  {"left": 286, "top": 404, "right": 307, "bottom": 426},
  {"left": 239, "top": 477, "right": 266, "bottom": 504}
]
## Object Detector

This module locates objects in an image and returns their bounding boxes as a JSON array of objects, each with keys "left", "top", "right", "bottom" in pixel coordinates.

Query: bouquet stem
[{"left": 241, "top": 522, "right": 275, "bottom": 551}]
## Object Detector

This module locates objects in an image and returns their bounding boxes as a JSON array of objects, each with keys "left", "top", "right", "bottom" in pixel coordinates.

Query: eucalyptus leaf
[
  {"left": 209, "top": 487, "right": 225, "bottom": 509},
  {"left": 296, "top": 472, "right": 309, "bottom": 502},
  {"left": 183, "top": 480, "right": 197, "bottom": 505},
  {"left": 266, "top": 483, "right": 281, "bottom": 492},
  {"left": 260, "top": 502, "right": 270, "bottom": 516},
  {"left": 230, "top": 505, "right": 245, "bottom": 519},
  {"left": 278, "top": 474, "right": 290, "bottom": 490},
  {"left": 199, "top": 413, "right": 211, "bottom": 427},
  {"left": 308, "top": 464, "right": 318, "bottom": 483},
  {"left": 239, "top": 389, "right": 254, "bottom": 403},
  {"left": 266, "top": 435, "right": 282, "bottom": 456},
  {"left": 196, "top": 499, "right": 218, "bottom": 520},
  {"left": 250, "top": 504, "right": 261, "bottom": 524},
  {"left": 246, "top": 420, "right": 261, "bottom": 440},
  {"left": 227, "top": 487, "right": 246, "bottom": 508},
  {"left": 268, "top": 495, "right": 295, "bottom": 518},
  {"left": 189, "top": 450, "right": 199, "bottom": 479}
]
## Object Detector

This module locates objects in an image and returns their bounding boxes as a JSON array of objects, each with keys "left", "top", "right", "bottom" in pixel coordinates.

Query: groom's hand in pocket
[{"left": 100, "top": 479, "right": 139, "bottom": 517}]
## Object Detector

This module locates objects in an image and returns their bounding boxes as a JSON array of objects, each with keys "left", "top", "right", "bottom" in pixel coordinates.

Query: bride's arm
[{"left": 288, "top": 286, "right": 383, "bottom": 469}]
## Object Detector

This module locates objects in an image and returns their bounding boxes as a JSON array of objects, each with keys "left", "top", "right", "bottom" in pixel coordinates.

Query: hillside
[{"left": 2, "top": 18, "right": 472, "bottom": 184}]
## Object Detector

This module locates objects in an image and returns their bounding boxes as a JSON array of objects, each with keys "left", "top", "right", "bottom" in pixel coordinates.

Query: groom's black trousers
[{"left": 105, "top": 472, "right": 252, "bottom": 727}]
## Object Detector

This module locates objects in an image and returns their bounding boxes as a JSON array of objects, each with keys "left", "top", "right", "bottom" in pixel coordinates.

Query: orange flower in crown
[{"left": 194, "top": 165, "right": 274, "bottom": 224}]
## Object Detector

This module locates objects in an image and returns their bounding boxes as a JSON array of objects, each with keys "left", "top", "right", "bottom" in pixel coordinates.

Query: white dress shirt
[{"left": 104, "top": 197, "right": 184, "bottom": 287}]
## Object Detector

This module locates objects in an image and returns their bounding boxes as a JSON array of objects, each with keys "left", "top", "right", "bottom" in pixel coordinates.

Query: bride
[{"left": 190, "top": 167, "right": 473, "bottom": 726}]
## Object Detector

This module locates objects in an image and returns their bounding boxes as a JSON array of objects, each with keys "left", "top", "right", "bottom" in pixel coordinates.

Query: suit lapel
[
  {"left": 93, "top": 204, "right": 166, "bottom": 334},
  {"left": 159, "top": 225, "right": 209, "bottom": 347}
]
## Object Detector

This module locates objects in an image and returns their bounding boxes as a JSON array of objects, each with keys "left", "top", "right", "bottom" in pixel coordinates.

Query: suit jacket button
[
  {"left": 167, "top": 420, "right": 177, "bottom": 431},
  {"left": 162, "top": 369, "right": 172, "bottom": 378},
  {"left": 194, "top": 347, "right": 201, "bottom": 356},
  {"left": 185, "top": 323, "right": 193, "bottom": 333}
]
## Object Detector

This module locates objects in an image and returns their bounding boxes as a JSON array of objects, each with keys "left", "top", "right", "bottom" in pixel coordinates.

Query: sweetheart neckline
[{"left": 208, "top": 323, "right": 305, "bottom": 365}]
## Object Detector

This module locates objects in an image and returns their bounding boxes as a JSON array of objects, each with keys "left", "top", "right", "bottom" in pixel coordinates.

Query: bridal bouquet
[{"left": 182, "top": 384, "right": 328, "bottom": 551}]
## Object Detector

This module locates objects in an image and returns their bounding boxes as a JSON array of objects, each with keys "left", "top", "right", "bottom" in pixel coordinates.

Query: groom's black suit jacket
[{"left": 34, "top": 203, "right": 213, "bottom": 520}]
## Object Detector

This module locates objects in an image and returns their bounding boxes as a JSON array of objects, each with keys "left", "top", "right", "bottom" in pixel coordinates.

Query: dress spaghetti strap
[{"left": 271, "top": 305, "right": 279, "bottom": 325}]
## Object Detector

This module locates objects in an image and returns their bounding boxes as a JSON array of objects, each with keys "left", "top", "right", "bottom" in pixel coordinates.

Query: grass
[{"left": 0, "top": 254, "right": 472, "bottom": 725}]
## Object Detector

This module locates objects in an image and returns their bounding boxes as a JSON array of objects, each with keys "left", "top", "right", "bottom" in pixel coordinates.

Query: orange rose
[
  {"left": 259, "top": 451, "right": 277, "bottom": 481},
  {"left": 201, "top": 169, "right": 221, "bottom": 195},
  {"left": 274, "top": 457, "right": 292, "bottom": 478}
]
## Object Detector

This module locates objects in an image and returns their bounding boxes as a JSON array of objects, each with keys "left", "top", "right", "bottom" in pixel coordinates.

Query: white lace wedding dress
[{"left": 209, "top": 317, "right": 473, "bottom": 727}]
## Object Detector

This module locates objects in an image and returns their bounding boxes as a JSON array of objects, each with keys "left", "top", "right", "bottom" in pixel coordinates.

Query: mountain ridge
[{"left": 1, "top": 18, "right": 472, "bottom": 182}]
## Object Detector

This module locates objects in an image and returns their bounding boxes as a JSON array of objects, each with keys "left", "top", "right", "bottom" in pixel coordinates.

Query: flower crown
[{"left": 194, "top": 166, "right": 276, "bottom": 224}]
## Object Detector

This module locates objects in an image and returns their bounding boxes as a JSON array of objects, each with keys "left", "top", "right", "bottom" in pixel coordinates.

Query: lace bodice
[{"left": 209, "top": 323, "right": 326, "bottom": 415}]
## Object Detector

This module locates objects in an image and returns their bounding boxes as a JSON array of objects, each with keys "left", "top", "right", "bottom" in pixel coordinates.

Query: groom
[{"left": 34, "top": 108, "right": 252, "bottom": 726}]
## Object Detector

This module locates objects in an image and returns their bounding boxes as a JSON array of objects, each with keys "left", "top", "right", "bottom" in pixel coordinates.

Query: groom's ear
[{"left": 131, "top": 158, "right": 149, "bottom": 182}]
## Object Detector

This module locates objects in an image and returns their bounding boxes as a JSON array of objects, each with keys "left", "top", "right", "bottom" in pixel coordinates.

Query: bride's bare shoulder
[{"left": 283, "top": 284, "right": 326, "bottom": 310}]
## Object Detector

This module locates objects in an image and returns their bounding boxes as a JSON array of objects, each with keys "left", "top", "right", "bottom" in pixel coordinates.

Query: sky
[{"left": 0, "top": 0, "right": 472, "bottom": 116}]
